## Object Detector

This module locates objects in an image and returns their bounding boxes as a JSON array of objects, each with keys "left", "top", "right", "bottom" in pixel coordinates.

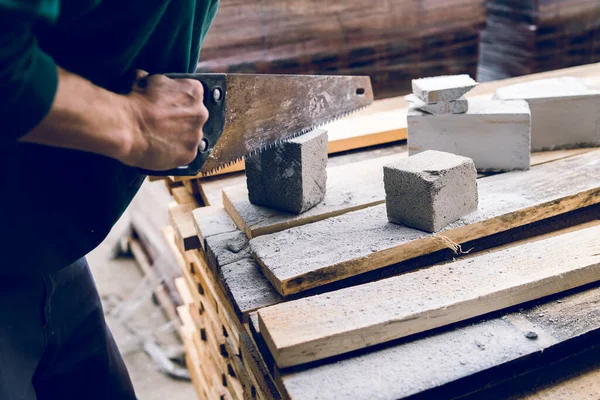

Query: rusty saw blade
[
  {"left": 154, "top": 73, "right": 373, "bottom": 176},
  {"left": 203, "top": 74, "right": 373, "bottom": 174}
]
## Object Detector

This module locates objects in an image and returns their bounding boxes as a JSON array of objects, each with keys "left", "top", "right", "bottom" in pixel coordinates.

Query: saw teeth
[{"left": 199, "top": 103, "right": 371, "bottom": 177}]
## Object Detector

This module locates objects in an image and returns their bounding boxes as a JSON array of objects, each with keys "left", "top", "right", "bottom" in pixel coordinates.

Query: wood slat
[
  {"left": 168, "top": 202, "right": 201, "bottom": 251},
  {"left": 258, "top": 222, "right": 600, "bottom": 367},
  {"left": 274, "top": 284, "right": 600, "bottom": 400},
  {"left": 225, "top": 148, "right": 593, "bottom": 239},
  {"left": 251, "top": 150, "right": 600, "bottom": 295}
]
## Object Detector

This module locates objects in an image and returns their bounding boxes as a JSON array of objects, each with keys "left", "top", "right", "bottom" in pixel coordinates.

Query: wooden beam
[
  {"left": 258, "top": 222, "right": 600, "bottom": 367},
  {"left": 168, "top": 202, "right": 201, "bottom": 251},
  {"left": 274, "top": 284, "right": 600, "bottom": 399},
  {"left": 250, "top": 150, "right": 600, "bottom": 295},
  {"left": 225, "top": 148, "right": 593, "bottom": 239}
]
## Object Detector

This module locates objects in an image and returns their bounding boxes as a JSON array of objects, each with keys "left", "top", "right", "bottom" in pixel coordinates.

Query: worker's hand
[{"left": 120, "top": 70, "right": 209, "bottom": 171}]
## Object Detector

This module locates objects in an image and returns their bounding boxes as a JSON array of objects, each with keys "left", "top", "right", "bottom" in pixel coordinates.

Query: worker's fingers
[
  {"left": 135, "top": 69, "right": 149, "bottom": 80},
  {"left": 134, "top": 69, "right": 150, "bottom": 89}
]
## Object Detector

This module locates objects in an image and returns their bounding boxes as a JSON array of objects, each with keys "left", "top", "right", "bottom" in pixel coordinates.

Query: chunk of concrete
[
  {"left": 405, "top": 94, "right": 468, "bottom": 115},
  {"left": 412, "top": 74, "right": 477, "bottom": 103},
  {"left": 245, "top": 129, "right": 328, "bottom": 214},
  {"left": 493, "top": 77, "right": 600, "bottom": 151},
  {"left": 383, "top": 150, "right": 478, "bottom": 232},
  {"left": 408, "top": 100, "right": 531, "bottom": 172}
]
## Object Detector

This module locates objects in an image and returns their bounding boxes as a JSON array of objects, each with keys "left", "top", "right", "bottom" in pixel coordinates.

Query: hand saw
[{"left": 144, "top": 73, "right": 373, "bottom": 176}]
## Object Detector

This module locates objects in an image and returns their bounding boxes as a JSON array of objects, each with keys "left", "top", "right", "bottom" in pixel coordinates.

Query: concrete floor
[{"left": 88, "top": 214, "right": 196, "bottom": 400}]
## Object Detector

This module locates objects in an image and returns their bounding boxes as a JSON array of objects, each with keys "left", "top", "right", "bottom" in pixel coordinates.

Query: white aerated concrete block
[
  {"left": 493, "top": 77, "right": 600, "bottom": 151},
  {"left": 412, "top": 74, "right": 477, "bottom": 103},
  {"left": 405, "top": 94, "right": 468, "bottom": 115},
  {"left": 384, "top": 150, "right": 478, "bottom": 233},
  {"left": 408, "top": 100, "right": 531, "bottom": 172},
  {"left": 246, "top": 129, "right": 328, "bottom": 214}
]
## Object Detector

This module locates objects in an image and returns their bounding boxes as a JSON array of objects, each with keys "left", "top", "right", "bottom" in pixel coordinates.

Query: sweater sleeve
[{"left": 0, "top": 2, "right": 59, "bottom": 142}]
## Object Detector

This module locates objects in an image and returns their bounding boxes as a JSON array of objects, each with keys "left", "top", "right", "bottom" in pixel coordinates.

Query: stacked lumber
[
  {"left": 167, "top": 147, "right": 600, "bottom": 399},
  {"left": 478, "top": 0, "right": 600, "bottom": 81},
  {"left": 156, "top": 65, "right": 600, "bottom": 399},
  {"left": 197, "top": 0, "right": 485, "bottom": 98}
]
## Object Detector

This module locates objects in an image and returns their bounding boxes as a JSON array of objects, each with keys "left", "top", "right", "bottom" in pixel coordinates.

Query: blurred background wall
[{"left": 197, "top": 0, "right": 600, "bottom": 99}]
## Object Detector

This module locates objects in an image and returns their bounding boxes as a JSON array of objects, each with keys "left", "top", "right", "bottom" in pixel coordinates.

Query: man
[{"left": 0, "top": 1, "right": 219, "bottom": 398}]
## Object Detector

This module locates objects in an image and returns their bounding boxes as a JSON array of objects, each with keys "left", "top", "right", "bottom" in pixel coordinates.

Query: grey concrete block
[
  {"left": 493, "top": 77, "right": 600, "bottom": 151},
  {"left": 405, "top": 94, "right": 468, "bottom": 115},
  {"left": 408, "top": 100, "right": 531, "bottom": 172},
  {"left": 246, "top": 129, "right": 328, "bottom": 214},
  {"left": 412, "top": 75, "right": 477, "bottom": 103},
  {"left": 383, "top": 150, "right": 478, "bottom": 232}
]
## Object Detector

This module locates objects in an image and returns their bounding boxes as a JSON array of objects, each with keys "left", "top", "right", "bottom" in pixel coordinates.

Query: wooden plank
[
  {"left": 179, "top": 306, "right": 221, "bottom": 400},
  {"left": 518, "top": 361, "right": 600, "bottom": 400},
  {"left": 217, "top": 204, "right": 600, "bottom": 325},
  {"left": 168, "top": 202, "right": 201, "bottom": 251},
  {"left": 187, "top": 250, "right": 243, "bottom": 350},
  {"left": 239, "top": 329, "right": 283, "bottom": 400},
  {"left": 276, "top": 284, "right": 600, "bottom": 400},
  {"left": 171, "top": 186, "right": 203, "bottom": 207},
  {"left": 164, "top": 225, "right": 241, "bottom": 354},
  {"left": 192, "top": 206, "right": 285, "bottom": 321},
  {"left": 251, "top": 150, "right": 600, "bottom": 295},
  {"left": 226, "top": 148, "right": 592, "bottom": 239},
  {"left": 258, "top": 222, "right": 600, "bottom": 367}
]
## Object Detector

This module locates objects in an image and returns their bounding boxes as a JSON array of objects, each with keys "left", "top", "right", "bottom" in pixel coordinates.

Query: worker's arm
[
  {"left": 22, "top": 68, "right": 209, "bottom": 171},
  {"left": 1, "top": 7, "right": 208, "bottom": 171}
]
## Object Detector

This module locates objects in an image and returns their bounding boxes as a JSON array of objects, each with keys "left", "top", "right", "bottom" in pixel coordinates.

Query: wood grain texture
[
  {"left": 251, "top": 150, "right": 600, "bottom": 295},
  {"left": 258, "top": 223, "right": 600, "bottom": 367},
  {"left": 224, "top": 147, "right": 591, "bottom": 239},
  {"left": 239, "top": 331, "right": 283, "bottom": 400},
  {"left": 275, "top": 285, "right": 600, "bottom": 400},
  {"left": 168, "top": 202, "right": 200, "bottom": 251}
]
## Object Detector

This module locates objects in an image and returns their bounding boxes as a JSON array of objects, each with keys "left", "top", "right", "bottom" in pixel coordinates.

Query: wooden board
[
  {"left": 250, "top": 150, "right": 600, "bottom": 295},
  {"left": 171, "top": 186, "right": 203, "bottom": 207},
  {"left": 168, "top": 202, "right": 201, "bottom": 251},
  {"left": 274, "top": 284, "right": 600, "bottom": 400},
  {"left": 213, "top": 204, "right": 600, "bottom": 326},
  {"left": 239, "top": 331, "right": 283, "bottom": 400},
  {"left": 518, "top": 363, "right": 600, "bottom": 400},
  {"left": 258, "top": 222, "right": 600, "bottom": 367},
  {"left": 225, "top": 147, "right": 591, "bottom": 239}
]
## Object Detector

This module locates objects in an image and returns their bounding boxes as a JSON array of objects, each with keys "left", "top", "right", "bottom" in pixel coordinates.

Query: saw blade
[{"left": 199, "top": 74, "right": 374, "bottom": 175}]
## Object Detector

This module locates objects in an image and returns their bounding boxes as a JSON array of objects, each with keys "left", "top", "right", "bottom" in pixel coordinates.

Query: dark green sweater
[{"left": 0, "top": 0, "right": 219, "bottom": 275}]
